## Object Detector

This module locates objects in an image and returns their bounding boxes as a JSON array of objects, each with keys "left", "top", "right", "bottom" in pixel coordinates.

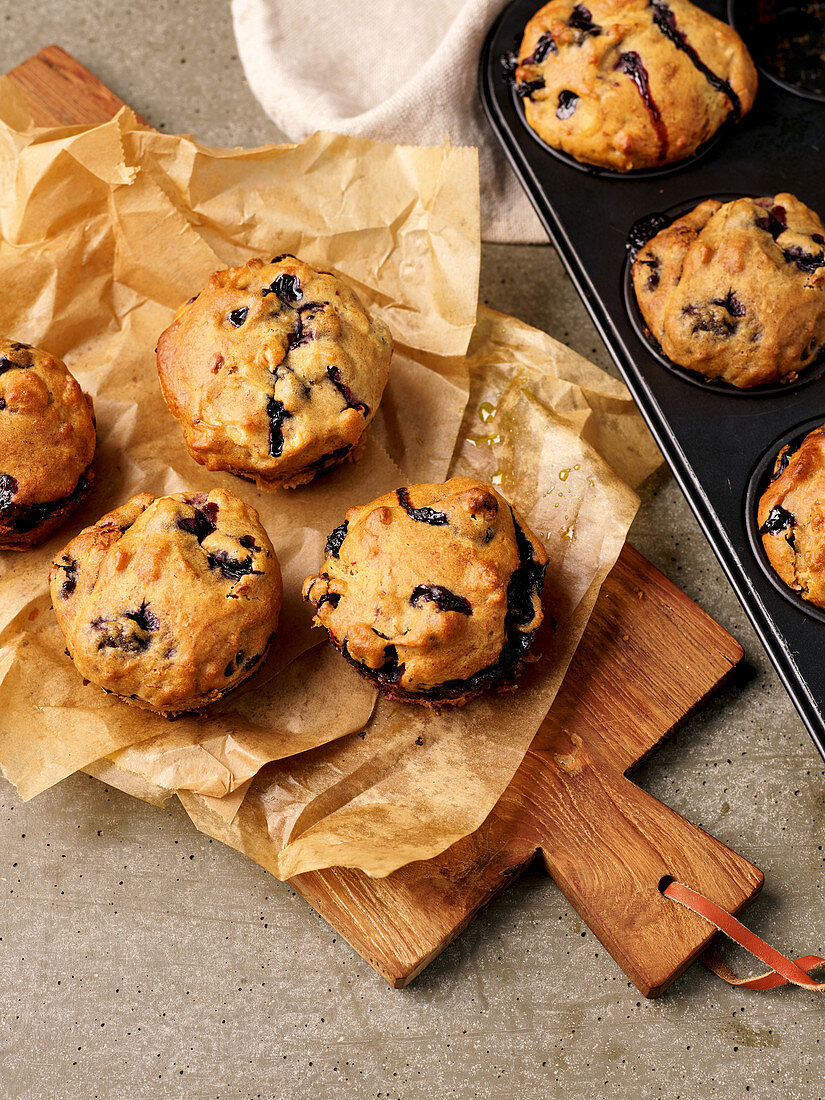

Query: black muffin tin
[{"left": 479, "top": 0, "right": 825, "bottom": 761}]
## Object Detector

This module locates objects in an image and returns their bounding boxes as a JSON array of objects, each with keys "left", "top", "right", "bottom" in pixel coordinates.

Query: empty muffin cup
[{"left": 728, "top": 0, "right": 825, "bottom": 102}]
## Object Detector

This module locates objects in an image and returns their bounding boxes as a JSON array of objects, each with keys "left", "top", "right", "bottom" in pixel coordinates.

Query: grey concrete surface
[{"left": 0, "top": 3, "right": 823, "bottom": 1099}]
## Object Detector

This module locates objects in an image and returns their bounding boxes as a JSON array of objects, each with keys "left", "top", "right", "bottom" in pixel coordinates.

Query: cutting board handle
[{"left": 529, "top": 738, "right": 764, "bottom": 997}]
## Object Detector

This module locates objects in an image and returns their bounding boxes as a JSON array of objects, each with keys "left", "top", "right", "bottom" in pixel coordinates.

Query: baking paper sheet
[
  {"left": 0, "top": 82, "right": 662, "bottom": 881},
  {"left": 178, "top": 304, "right": 656, "bottom": 879},
  {"left": 0, "top": 86, "right": 478, "bottom": 798}
]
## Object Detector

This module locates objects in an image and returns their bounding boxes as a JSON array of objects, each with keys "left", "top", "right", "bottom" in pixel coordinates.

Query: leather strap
[{"left": 663, "top": 880, "right": 825, "bottom": 992}]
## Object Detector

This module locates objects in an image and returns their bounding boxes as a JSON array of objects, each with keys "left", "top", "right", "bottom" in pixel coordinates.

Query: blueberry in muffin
[
  {"left": 302, "top": 478, "right": 548, "bottom": 706},
  {"left": 757, "top": 424, "right": 825, "bottom": 609},
  {"left": 0, "top": 339, "right": 96, "bottom": 551},
  {"left": 156, "top": 256, "right": 393, "bottom": 490},
  {"left": 515, "top": 0, "right": 757, "bottom": 171},
  {"left": 632, "top": 193, "right": 825, "bottom": 387},
  {"left": 49, "top": 488, "right": 282, "bottom": 716}
]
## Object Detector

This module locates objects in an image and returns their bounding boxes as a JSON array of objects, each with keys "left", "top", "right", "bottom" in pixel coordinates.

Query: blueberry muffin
[
  {"left": 156, "top": 256, "right": 393, "bottom": 490},
  {"left": 0, "top": 340, "right": 95, "bottom": 550},
  {"left": 49, "top": 488, "right": 282, "bottom": 716},
  {"left": 303, "top": 478, "right": 548, "bottom": 706},
  {"left": 515, "top": 0, "right": 757, "bottom": 171},
  {"left": 632, "top": 193, "right": 825, "bottom": 387},
  {"left": 758, "top": 424, "right": 825, "bottom": 609}
]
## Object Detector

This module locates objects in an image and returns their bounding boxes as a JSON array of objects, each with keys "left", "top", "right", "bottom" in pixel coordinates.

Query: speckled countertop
[{"left": 0, "top": 3, "right": 823, "bottom": 1099}]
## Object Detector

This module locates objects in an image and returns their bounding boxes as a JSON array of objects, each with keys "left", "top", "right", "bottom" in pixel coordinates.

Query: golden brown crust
[
  {"left": 516, "top": 0, "right": 757, "bottom": 171},
  {"left": 758, "top": 425, "right": 825, "bottom": 609},
  {"left": 303, "top": 478, "right": 548, "bottom": 706},
  {"left": 632, "top": 193, "right": 825, "bottom": 387},
  {"left": 49, "top": 488, "right": 282, "bottom": 715},
  {"left": 156, "top": 256, "right": 392, "bottom": 491},
  {"left": 0, "top": 339, "right": 96, "bottom": 549}
]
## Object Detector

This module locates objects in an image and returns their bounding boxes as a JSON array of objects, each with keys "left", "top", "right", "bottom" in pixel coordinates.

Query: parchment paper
[
  {"left": 0, "top": 84, "right": 479, "bottom": 798},
  {"left": 176, "top": 303, "right": 658, "bottom": 879},
  {"left": 0, "top": 83, "right": 662, "bottom": 882}
]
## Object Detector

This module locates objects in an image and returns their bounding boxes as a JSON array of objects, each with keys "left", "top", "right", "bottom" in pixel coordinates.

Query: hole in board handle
[{"left": 658, "top": 875, "right": 676, "bottom": 895}]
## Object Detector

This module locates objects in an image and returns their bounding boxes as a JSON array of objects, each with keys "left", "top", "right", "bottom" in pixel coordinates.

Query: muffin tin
[{"left": 479, "top": 0, "right": 825, "bottom": 761}]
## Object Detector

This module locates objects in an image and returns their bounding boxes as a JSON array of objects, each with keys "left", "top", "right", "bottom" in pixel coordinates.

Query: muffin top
[
  {"left": 303, "top": 478, "right": 548, "bottom": 704},
  {"left": 632, "top": 194, "right": 825, "bottom": 387},
  {"left": 0, "top": 339, "right": 95, "bottom": 508},
  {"left": 515, "top": 0, "right": 757, "bottom": 171},
  {"left": 50, "top": 488, "right": 282, "bottom": 714},
  {"left": 758, "top": 424, "right": 825, "bottom": 609},
  {"left": 156, "top": 256, "right": 392, "bottom": 490}
]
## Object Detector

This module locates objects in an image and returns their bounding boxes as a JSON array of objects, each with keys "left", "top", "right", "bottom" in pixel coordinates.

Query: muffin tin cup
[
  {"left": 510, "top": 82, "right": 728, "bottom": 180},
  {"left": 744, "top": 417, "right": 825, "bottom": 627},
  {"left": 728, "top": 0, "right": 825, "bottom": 105},
  {"left": 480, "top": 0, "right": 825, "bottom": 761},
  {"left": 621, "top": 195, "right": 825, "bottom": 399}
]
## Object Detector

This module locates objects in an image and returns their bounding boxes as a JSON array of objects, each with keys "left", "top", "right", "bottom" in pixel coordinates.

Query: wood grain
[
  {"left": 6, "top": 46, "right": 763, "bottom": 996},
  {"left": 295, "top": 547, "right": 760, "bottom": 994},
  {"left": 7, "top": 45, "right": 146, "bottom": 127}
]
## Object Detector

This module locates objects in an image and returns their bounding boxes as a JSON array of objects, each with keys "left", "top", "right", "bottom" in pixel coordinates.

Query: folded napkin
[{"left": 231, "top": 0, "right": 545, "bottom": 243}]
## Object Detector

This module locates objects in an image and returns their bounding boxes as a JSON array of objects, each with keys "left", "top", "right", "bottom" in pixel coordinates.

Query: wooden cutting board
[{"left": 7, "top": 45, "right": 763, "bottom": 998}]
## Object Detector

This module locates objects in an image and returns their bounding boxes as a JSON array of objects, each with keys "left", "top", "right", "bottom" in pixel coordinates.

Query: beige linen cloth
[{"left": 231, "top": 0, "right": 545, "bottom": 243}]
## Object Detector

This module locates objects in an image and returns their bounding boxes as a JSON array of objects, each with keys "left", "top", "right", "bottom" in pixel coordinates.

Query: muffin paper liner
[{"left": 0, "top": 80, "right": 661, "bottom": 878}]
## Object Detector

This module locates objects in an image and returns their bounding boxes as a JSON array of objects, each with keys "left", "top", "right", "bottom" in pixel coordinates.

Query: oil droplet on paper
[
  {"left": 478, "top": 401, "right": 497, "bottom": 423},
  {"left": 559, "top": 468, "right": 570, "bottom": 481},
  {"left": 492, "top": 471, "right": 504, "bottom": 486}
]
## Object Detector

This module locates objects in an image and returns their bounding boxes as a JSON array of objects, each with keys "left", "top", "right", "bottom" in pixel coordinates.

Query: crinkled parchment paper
[
  {"left": 177, "top": 305, "right": 660, "bottom": 878},
  {"left": 0, "top": 83, "right": 478, "bottom": 799},
  {"left": 0, "top": 82, "right": 662, "bottom": 880}
]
